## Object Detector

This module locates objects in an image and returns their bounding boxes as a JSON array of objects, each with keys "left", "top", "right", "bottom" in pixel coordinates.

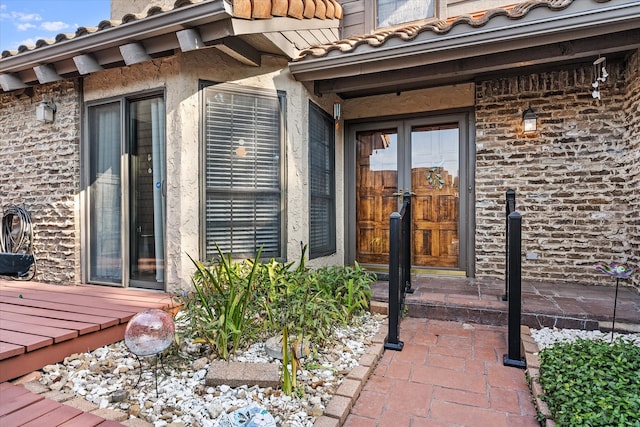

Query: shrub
[
  {"left": 538, "top": 337, "right": 640, "bottom": 426},
  {"left": 177, "top": 245, "right": 376, "bottom": 394}
]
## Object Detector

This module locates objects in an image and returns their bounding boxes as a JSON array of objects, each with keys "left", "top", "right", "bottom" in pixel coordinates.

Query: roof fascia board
[
  {"left": 290, "top": 0, "right": 640, "bottom": 80},
  {"left": 0, "top": 0, "right": 230, "bottom": 73}
]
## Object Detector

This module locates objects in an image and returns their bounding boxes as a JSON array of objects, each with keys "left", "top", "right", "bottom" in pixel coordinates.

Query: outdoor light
[
  {"left": 333, "top": 100, "right": 341, "bottom": 121},
  {"left": 36, "top": 100, "right": 56, "bottom": 123},
  {"left": 522, "top": 106, "right": 537, "bottom": 134}
]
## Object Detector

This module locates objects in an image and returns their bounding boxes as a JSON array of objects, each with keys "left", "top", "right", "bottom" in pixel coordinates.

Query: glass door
[
  {"left": 352, "top": 114, "right": 469, "bottom": 273},
  {"left": 87, "top": 95, "right": 165, "bottom": 290},
  {"left": 408, "top": 123, "right": 460, "bottom": 268},
  {"left": 355, "top": 128, "right": 400, "bottom": 265},
  {"left": 129, "top": 98, "right": 165, "bottom": 290}
]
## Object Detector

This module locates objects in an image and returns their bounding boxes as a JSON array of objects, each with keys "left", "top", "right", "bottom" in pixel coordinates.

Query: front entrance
[{"left": 349, "top": 113, "right": 472, "bottom": 274}]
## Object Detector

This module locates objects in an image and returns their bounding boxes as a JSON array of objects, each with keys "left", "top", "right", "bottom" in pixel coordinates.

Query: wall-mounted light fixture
[
  {"left": 591, "top": 56, "right": 607, "bottom": 99},
  {"left": 522, "top": 106, "right": 537, "bottom": 134},
  {"left": 36, "top": 100, "right": 56, "bottom": 123},
  {"left": 333, "top": 100, "right": 341, "bottom": 121}
]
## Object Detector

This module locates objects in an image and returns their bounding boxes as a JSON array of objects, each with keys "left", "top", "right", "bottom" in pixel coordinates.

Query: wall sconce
[
  {"left": 592, "top": 56, "right": 608, "bottom": 99},
  {"left": 36, "top": 100, "right": 56, "bottom": 123},
  {"left": 333, "top": 101, "right": 341, "bottom": 121},
  {"left": 522, "top": 106, "right": 537, "bottom": 134}
]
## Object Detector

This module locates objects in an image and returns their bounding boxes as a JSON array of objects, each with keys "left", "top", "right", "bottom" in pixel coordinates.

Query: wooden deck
[
  {"left": 0, "top": 279, "right": 176, "bottom": 383},
  {"left": 1, "top": 382, "right": 124, "bottom": 426}
]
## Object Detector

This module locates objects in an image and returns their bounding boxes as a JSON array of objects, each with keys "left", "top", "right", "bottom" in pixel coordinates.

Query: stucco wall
[
  {"left": 0, "top": 80, "right": 81, "bottom": 283},
  {"left": 475, "top": 57, "right": 638, "bottom": 288},
  {"left": 83, "top": 49, "right": 341, "bottom": 292},
  {"left": 342, "top": 83, "right": 475, "bottom": 120}
]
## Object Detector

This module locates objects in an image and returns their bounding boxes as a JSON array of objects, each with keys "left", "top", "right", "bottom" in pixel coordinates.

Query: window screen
[
  {"left": 203, "top": 83, "right": 283, "bottom": 260},
  {"left": 308, "top": 102, "right": 336, "bottom": 258}
]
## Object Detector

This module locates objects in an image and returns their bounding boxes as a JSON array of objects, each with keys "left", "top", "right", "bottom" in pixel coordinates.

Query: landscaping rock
[{"left": 205, "top": 361, "right": 280, "bottom": 388}]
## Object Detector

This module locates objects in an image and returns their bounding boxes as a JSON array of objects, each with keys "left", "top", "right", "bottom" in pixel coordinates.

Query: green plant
[
  {"left": 183, "top": 245, "right": 262, "bottom": 360},
  {"left": 538, "top": 337, "right": 640, "bottom": 426},
  {"left": 178, "top": 243, "right": 375, "bottom": 395}
]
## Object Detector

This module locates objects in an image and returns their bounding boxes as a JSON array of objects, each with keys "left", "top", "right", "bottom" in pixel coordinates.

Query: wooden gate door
[{"left": 354, "top": 119, "right": 464, "bottom": 271}]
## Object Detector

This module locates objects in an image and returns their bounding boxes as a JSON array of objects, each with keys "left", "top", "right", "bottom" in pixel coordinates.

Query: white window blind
[{"left": 204, "top": 84, "right": 283, "bottom": 260}]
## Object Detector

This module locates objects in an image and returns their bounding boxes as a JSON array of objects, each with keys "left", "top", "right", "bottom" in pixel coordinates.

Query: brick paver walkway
[{"left": 344, "top": 318, "right": 539, "bottom": 427}]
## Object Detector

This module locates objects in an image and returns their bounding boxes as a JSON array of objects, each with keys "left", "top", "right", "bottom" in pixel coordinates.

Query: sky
[{"left": 0, "top": 0, "right": 111, "bottom": 52}]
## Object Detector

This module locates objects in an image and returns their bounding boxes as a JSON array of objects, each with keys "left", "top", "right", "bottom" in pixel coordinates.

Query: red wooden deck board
[
  {"left": 57, "top": 411, "right": 109, "bottom": 427},
  {"left": 0, "top": 383, "right": 123, "bottom": 427},
  {"left": 0, "top": 319, "right": 77, "bottom": 343},
  {"left": 0, "top": 396, "right": 60, "bottom": 426},
  {"left": 0, "top": 287, "right": 170, "bottom": 310},
  {"left": 0, "top": 279, "right": 172, "bottom": 385},
  {"left": 1, "top": 280, "right": 175, "bottom": 304},
  {"left": 0, "top": 385, "right": 43, "bottom": 416},
  {"left": 0, "top": 342, "right": 24, "bottom": 360},
  {"left": 0, "top": 294, "right": 138, "bottom": 322},
  {"left": 0, "top": 303, "right": 119, "bottom": 329},
  {"left": 0, "top": 311, "right": 99, "bottom": 335},
  {"left": 0, "top": 329, "right": 54, "bottom": 351},
  {"left": 20, "top": 404, "right": 83, "bottom": 427}
]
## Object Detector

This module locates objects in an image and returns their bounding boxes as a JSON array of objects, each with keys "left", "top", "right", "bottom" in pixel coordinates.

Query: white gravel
[
  {"left": 530, "top": 327, "right": 640, "bottom": 351},
  {"left": 38, "top": 312, "right": 384, "bottom": 427}
]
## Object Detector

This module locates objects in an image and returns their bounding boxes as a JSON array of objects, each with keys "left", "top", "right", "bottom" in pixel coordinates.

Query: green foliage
[
  {"left": 182, "top": 246, "right": 262, "bottom": 360},
  {"left": 538, "top": 337, "right": 640, "bottom": 427},
  {"left": 177, "top": 244, "right": 376, "bottom": 395}
]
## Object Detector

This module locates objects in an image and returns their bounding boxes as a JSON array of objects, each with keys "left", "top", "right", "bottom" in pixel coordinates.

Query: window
[
  {"left": 203, "top": 83, "right": 284, "bottom": 260},
  {"left": 308, "top": 102, "right": 336, "bottom": 258},
  {"left": 376, "top": 0, "right": 434, "bottom": 28}
]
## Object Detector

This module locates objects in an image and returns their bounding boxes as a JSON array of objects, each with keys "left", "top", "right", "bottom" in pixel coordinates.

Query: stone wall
[
  {"left": 475, "top": 56, "right": 639, "bottom": 288},
  {"left": 623, "top": 49, "right": 640, "bottom": 289},
  {"left": 0, "top": 80, "right": 82, "bottom": 284}
]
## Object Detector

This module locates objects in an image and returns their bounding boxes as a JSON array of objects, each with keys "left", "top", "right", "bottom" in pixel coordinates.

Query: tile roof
[
  {"left": 1, "top": 0, "right": 342, "bottom": 60},
  {"left": 294, "top": 0, "right": 602, "bottom": 61}
]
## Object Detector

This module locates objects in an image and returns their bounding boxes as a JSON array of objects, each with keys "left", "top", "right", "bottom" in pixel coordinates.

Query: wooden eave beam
[{"left": 213, "top": 37, "right": 261, "bottom": 66}]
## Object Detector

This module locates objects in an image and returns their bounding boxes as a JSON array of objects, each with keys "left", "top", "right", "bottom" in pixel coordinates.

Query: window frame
[
  {"left": 308, "top": 101, "right": 336, "bottom": 259},
  {"left": 200, "top": 81, "right": 287, "bottom": 262}
]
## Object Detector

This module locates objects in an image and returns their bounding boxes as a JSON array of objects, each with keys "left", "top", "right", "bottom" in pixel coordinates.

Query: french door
[
  {"left": 350, "top": 113, "right": 472, "bottom": 274},
  {"left": 86, "top": 94, "right": 165, "bottom": 290}
]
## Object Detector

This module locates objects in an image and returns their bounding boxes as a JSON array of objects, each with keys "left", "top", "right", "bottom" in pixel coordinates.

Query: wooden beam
[
  {"left": 0, "top": 73, "right": 28, "bottom": 91},
  {"left": 72, "top": 54, "right": 104, "bottom": 75},
  {"left": 177, "top": 28, "right": 204, "bottom": 52},
  {"left": 33, "top": 64, "right": 62, "bottom": 83},
  {"left": 213, "top": 37, "right": 261, "bottom": 66},
  {"left": 119, "top": 42, "right": 151, "bottom": 65}
]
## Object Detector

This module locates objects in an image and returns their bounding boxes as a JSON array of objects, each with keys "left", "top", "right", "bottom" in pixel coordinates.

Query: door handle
[{"left": 392, "top": 190, "right": 416, "bottom": 197}]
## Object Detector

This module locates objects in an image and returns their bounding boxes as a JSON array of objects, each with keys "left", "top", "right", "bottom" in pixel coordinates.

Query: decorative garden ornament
[{"left": 594, "top": 262, "right": 637, "bottom": 342}]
